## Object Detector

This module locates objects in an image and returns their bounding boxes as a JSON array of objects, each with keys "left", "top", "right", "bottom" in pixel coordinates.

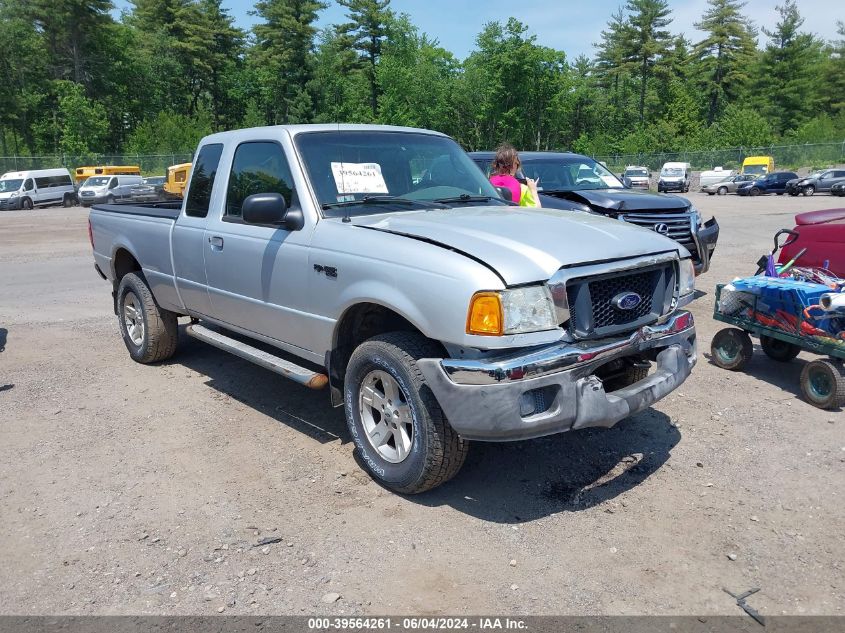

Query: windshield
[
  {"left": 295, "top": 131, "right": 504, "bottom": 217},
  {"left": 625, "top": 168, "right": 648, "bottom": 177},
  {"left": 84, "top": 176, "right": 111, "bottom": 187},
  {"left": 0, "top": 179, "right": 23, "bottom": 192},
  {"left": 661, "top": 167, "right": 684, "bottom": 177},
  {"left": 518, "top": 157, "right": 623, "bottom": 192}
]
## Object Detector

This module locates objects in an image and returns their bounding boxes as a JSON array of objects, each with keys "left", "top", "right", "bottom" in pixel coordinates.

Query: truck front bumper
[{"left": 418, "top": 312, "right": 696, "bottom": 441}]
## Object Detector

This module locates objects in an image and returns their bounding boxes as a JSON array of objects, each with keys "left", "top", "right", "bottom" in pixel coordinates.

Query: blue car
[{"left": 736, "top": 171, "right": 798, "bottom": 196}]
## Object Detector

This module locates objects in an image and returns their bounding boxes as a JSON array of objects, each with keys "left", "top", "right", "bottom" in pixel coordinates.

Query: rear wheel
[
  {"left": 760, "top": 335, "right": 800, "bottom": 362},
  {"left": 717, "top": 186, "right": 728, "bottom": 195},
  {"left": 800, "top": 360, "right": 845, "bottom": 409},
  {"left": 711, "top": 328, "right": 753, "bottom": 371},
  {"left": 803, "top": 185, "right": 815, "bottom": 196},
  {"left": 344, "top": 332, "right": 468, "bottom": 494},
  {"left": 117, "top": 272, "right": 178, "bottom": 364},
  {"left": 62, "top": 193, "right": 74, "bottom": 207}
]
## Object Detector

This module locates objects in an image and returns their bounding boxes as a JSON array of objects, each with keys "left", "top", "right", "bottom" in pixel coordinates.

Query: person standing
[{"left": 488, "top": 143, "right": 541, "bottom": 207}]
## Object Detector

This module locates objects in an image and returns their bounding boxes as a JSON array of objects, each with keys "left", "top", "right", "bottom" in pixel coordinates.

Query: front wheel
[
  {"left": 803, "top": 185, "right": 815, "bottom": 196},
  {"left": 117, "top": 272, "right": 178, "bottom": 364},
  {"left": 800, "top": 360, "right": 845, "bottom": 409},
  {"left": 717, "top": 186, "right": 728, "bottom": 195},
  {"left": 20, "top": 197, "right": 33, "bottom": 210},
  {"left": 344, "top": 332, "right": 468, "bottom": 494},
  {"left": 711, "top": 328, "right": 753, "bottom": 371},
  {"left": 749, "top": 187, "right": 761, "bottom": 197}
]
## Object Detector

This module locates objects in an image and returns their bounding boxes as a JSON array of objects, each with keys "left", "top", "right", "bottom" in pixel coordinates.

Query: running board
[{"left": 186, "top": 324, "right": 328, "bottom": 390}]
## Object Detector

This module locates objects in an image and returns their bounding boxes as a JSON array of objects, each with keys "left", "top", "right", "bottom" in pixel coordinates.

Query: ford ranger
[{"left": 89, "top": 124, "right": 698, "bottom": 494}]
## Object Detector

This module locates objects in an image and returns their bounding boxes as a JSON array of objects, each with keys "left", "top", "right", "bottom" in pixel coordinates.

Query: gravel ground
[{"left": 0, "top": 194, "right": 843, "bottom": 617}]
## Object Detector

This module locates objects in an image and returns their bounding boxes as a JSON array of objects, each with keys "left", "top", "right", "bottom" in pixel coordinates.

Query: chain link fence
[
  {"left": 0, "top": 153, "right": 193, "bottom": 176},
  {"left": 594, "top": 141, "right": 845, "bottom": 174}
]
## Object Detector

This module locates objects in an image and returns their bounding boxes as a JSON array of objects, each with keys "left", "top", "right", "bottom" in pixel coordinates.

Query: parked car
[
  {"left": 736, "top": 171, "right": 798, "bottom": 196},
  {"left": 657, "top": 162, "right": 691, "bottom": 193},
  {"left": 0, "top": 168, "right": 76, "bottom": 210},
  {"left": 89, "top": 124, "right": 699, "bottom": 494},
  {"left": 470, "top": 151, "right": 719, "bottom": 274},
  {"left": 785, "top": 170, "right": 824, "bottom": 196},
  {"left": 78, "top": 175, "right": 144, "bottom": 207},
  {"left": 699, "top": 167, "right": 735, "bottom": 188},
  {"left": 621, "top": 165, "right": 650, "bottom": 189},
  {"left": 787, "top": 169, "right": 845, "bottom": 196},
  {"left": 831, "top": 182, "right": 845, "bottom": 197},
  {"left": 701, "top": 174, "right": 756, "bottom": 195},
  {"left": 778, "top": 209, "right": 845, "bottom": 277},
  {"left": 130, "top": 176, "right": 168, "bottom": 202}
]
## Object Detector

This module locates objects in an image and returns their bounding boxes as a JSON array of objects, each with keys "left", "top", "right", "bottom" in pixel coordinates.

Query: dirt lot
[{"left": 0, "top": 194, "right": 843, "bottom": 617}]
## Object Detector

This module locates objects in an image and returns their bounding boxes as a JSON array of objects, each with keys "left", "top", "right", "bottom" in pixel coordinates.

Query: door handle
[{"left": 209, "top": 236, "right": 224, "bottom": 249}]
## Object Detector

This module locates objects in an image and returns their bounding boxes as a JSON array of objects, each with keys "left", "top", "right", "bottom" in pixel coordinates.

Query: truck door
[
  {"left": 171, "top": 142, "right": 224, "bottom": 318},
  {"left": 202, "top": 139, "right": 314, "bottom": 348}
]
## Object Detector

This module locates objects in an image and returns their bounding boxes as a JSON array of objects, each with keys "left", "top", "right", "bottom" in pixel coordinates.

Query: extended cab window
[
  {"left": 225, "top": 142, "right": 296, "bottom": 218},
  {"left": 186, "top": 143, "right": 224, "bottom": 218}
]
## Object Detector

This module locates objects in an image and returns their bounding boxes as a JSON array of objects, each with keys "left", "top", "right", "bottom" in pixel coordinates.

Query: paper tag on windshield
[
  {"left": 601, "top": 175, "right": 622, "bottom": 188},
  {"left": 331, "top": 162, "right": 388, "bottom": 194}
]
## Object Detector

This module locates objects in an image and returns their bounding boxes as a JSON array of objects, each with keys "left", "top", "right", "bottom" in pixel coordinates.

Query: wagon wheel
[
  {"left": 711, "top": 328, "right": 753, "bottom": 371},
  {"left": 799, "top": 360, "right": 845, "bottom": 409}
]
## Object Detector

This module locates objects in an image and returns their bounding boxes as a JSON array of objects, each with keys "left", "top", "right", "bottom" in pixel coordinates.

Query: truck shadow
[
  {"left": 171, "top": 334, "right": 347, "bottom": 444},
  {"left": 172, "top": 330, "right": 681, "bottom": 521},
  {"left": 405, "top": 410, "right": 680, "bottom": 522}
]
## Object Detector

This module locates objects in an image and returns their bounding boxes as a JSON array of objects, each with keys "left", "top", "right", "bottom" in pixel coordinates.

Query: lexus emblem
[
  {"left": 653, "top": 223, "right": 670, "bottom": 235},
  {"left": 612, "top": 292, "right": 643, "bottom": 311}
]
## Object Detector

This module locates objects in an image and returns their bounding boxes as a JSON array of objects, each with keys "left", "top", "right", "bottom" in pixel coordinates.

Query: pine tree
[
  {"left": 251, "top": 0, "right": 326, "bottom": 124},
  {"left": 594, "top": 8, "right": 636, "bottom": 130},
  {"left": 622, "top": 0, "right": 673, "bottom": 126},
  {"left": 336, "top": 0, "right": 392, "bottom": 118},
  {"left": 755, "top": 0, "right": 825, "bottom": 134},
  {"left": 694, "top": 0, "right": 758, "bottom": 124}
]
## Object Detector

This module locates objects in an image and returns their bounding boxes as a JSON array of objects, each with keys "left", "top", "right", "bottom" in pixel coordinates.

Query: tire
[
  {"left": 63, "top": 193, "right": 73, "bottom": 208},
  {"left": 711, "top": 328, "right": 753, "bottom": 371},
  {"left": 116, "top": 272, "right": 178, "bottom": 364},
  {"left": 344, "top": 332, "right": 468, "bottom": 494},
  {"left": 717, "top": 186, "right": 728, "bottom": 195},
  {"left": 799, "top": 360, "right": 845, "bottom": 409},
  {"left": 760, "top": 335, "right": 800, "bottom": 362},
  {"left": 803, "top": 185, "right": 814, "bottom": 196},
  {"left": 749, "top": 187, "right": 761, "bottom": 197},
  {"left": 106, "top": 194, "right": 115, "bottom": 204},
  {"left": 20, "top": 197, "right": 32, "bottom": 210}
]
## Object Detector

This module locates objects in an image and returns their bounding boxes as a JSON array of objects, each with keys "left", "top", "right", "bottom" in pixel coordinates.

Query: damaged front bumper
[
  {"left": 692, "top": 217, "right": 719, "bottom": 275},
  {"left": 418, "top": 311, "right": 697, "bottom": 441}
]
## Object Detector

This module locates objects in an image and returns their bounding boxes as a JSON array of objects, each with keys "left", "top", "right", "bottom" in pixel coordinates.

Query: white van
[
  {"left": 78, "top": 174, "right": 144, "bottom": 207},
  {"left": 699, "top": 166, "right": 735, "bottom": 188},
  {"left": 657, "top": 162, "right": 691, "bottom": 193},
  {"left": 0, "top": 168, "right": 76, "bottom": 210}
]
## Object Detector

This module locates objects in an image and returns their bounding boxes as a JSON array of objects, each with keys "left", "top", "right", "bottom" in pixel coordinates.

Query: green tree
[
  {"left": 594, "top": 8, "right": 637, "bottom": 131},
  {"left": 712, "top": 103, "right": 773, "bottom": 147},
  {"left": 251, "top": 0, "right": 327, "bottom": 124},
  {"left": 755, "top": 0, "right": 825, "bottom": 134},
  {"left": 694, "top": 0, "right": 758, "bottom": 124},
  {"left": 622, "top": 0, "right": 674, "bottom": 126},
  {"left": 47, "top": 80, "right": 109, "bottom": 155},
  {"left": 336, "top": 0, "right": 392, "bottom": 118}
]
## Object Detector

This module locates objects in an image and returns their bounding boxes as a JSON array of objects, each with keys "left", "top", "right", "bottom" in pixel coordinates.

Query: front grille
[
  {"left": 565, "top": 263, "right": 675, "bottom": 339},
  {"left": 0, "top": 199, "right": 8, "bottom": 210},
  {"left": 621, "top": 212, "right": 697, "bottom": 256}
]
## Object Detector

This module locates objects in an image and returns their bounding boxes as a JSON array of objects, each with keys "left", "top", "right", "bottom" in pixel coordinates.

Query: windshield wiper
[
  {"left": 321, "top": 195, "right": 445, "bottom": 210},
  {"left": 433, "top": 194, "right": 503, "bottom": 205}
]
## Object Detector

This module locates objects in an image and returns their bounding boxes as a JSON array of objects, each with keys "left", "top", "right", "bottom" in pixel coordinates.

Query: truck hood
[
  {"left": 352, "top": 207, "right": 682, "bottom": 285},
  {"left": 543, "top": 188, "right": 691, "bottom": 213}
]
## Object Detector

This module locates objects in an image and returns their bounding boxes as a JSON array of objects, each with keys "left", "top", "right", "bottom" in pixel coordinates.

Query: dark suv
[
  {"left": 469, "top": 151, "right": 720, "bottom": 274},
  {"left": 736, "top": 171, "right": 798, "bottom": 196}
]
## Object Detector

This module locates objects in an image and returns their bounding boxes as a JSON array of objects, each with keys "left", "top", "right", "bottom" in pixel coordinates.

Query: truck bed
[{"left": 91, "top": 200, "right": 182, "bottom": 220}]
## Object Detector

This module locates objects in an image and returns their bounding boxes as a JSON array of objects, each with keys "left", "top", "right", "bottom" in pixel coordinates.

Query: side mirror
[
  {"left": 242, "top": 192, "right": 304, "bottom": 230},
  {"left": 494, "top": 185, "right": 514, "bottom": 203}
]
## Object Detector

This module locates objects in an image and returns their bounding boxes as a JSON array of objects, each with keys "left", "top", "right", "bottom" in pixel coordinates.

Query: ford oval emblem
[{"left": 612, "top": 292, "right": 642, "bottom": 311}]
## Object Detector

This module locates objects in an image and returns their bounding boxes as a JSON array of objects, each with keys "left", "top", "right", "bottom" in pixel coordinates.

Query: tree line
[{"left": 0, "top": 0, "right": 843, "bottom": 160}]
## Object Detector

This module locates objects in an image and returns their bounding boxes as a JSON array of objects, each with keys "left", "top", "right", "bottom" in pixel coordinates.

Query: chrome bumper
[{"left": 418, "top": 311, "right": 697, "bottom": 441}]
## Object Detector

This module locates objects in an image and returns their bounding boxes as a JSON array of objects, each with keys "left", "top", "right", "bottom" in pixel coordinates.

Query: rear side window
[
  {"left": 186, "top": 143, "right": 224, "bottom": 218},
  {"left": 225, "top": 141, "right": 297, "bottom": 218}
]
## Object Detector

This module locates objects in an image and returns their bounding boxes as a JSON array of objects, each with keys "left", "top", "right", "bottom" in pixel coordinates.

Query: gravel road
[{"left": 0, "top": 194, "right": 842, "bottom": 616}]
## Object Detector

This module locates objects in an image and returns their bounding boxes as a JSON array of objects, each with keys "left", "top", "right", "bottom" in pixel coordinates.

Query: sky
[{"left": 113, "top": 0, "right": 844, "bottom": 61}]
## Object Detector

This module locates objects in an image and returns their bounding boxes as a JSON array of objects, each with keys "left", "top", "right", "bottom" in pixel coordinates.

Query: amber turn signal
[{"left": 466, "top": 292, "right": 504, "bottom": 336}]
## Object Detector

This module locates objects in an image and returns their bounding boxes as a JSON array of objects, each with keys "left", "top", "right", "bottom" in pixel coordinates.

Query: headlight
[
  {"left": 688, "top": 205, "right": 702, "bottom": 228},
  {"left": 467, "top": 285, "right": 558, "bottom": 336},
  {"left": 679, "top": 258, "right": 695, "bottom": 296}
]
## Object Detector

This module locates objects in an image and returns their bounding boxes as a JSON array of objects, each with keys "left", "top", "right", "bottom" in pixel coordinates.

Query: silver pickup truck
[{"left": 89, "top": 124, "right": 698, "bottom": 493}]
